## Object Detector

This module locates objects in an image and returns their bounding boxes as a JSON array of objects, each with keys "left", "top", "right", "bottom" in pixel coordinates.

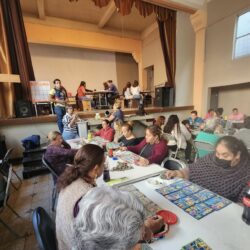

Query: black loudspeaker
[
  {"left": 15, "top": 100, "right": 33, "bottom": 118},
  {"left": 155, "top": 87, "right": 174, "bottom": 107}
]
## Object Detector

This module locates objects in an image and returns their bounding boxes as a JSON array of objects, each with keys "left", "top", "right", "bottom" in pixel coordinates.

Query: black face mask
[{"left": 214, "top": 156, "right": 232, "bottom": 169}]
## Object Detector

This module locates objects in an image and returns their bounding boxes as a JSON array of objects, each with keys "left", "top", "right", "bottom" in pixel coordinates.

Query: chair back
[
  {"left": 32, "top": 207, "right": 57, "bottom": 250},
  {"left": 0, "top": 148, "right": 14, "bottom": 175},
  {"left": 194, "top": 140, "right": 215, "bottom": 158},
  {"left": 161, "top": 157, "right": 186, "bottom": 170},
  {"left": 42, "top": 155, "right": 59, "bottom": 180}
]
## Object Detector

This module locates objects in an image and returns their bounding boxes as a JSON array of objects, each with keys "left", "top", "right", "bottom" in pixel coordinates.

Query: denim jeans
[
  {"left": 54, "top": 106, "right": 66, "bottom": 133},
  {"left": 62, "top": 131, "right": 79, "bottom": 140}
]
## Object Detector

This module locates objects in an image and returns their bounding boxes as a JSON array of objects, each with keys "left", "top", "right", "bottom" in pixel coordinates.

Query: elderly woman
[
  {"left": 72, "top": 186, "right": 163, "bottom": 250},
  {"left": 165, "top": 136, "right": 250, "bottom": 202},
  {"left": 121, "top": 125, "right": 168, "bottom": 166},
  {"left": 44, "top": 131, "right": 77, "bottom": 177},
  {"left": 56, "top": 144, "right": 105, "bottom": 250},
  {"left": 118, "top": 122, "right": 138, "bottom": 147}
]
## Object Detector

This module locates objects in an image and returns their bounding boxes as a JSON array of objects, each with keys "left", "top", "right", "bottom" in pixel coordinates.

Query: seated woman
[
  {"left": 123, "top": 82, "right": 133, "bottom": 108},
  {"left": 107, "top": 101, "right": 124, "bottom": 126},
  {"left": 72, "top": 186, "right": 164, "bottom": 250},
  {"left": 165, "top": 136, "right": 250, "bottom": 203},
  {"left": 163, "top": 115, "right": 192, "bottom": 161},
  {"left": 234, "top": 116, "right": 250, "bottom": 149},
  {"left": 62, "top": 105, "right": 79, "bottom": 140},
  {"left": 131, "top": 80, "right": 141, "bottom": 99},
  {"left": 56, "top": 144, "right": 105, "bottom": 250},
  {"left": 153, "top": 116, "right": 166, "bottom": 130},
  {"left": 118, "top": 122, "right": 138, "bottom": 147},
  {"left": 94, "top": 119, "right": 115, "bottom": 142},
  {"left": 121, "top": 125, "right": 168, "bottom": 166},
  {"left": 44, "top": 131, "right": 77, "bottom": 177},
  {"left": 113, "top": 119, "right": 123, "bottom": 143}
]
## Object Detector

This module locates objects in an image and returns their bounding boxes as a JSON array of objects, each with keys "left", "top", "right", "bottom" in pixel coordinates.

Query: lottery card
[
  {"left": 192, "top": 189, "right": 215, "bottom": 202},
  {"left": 170, "top": 179, "right": 192, "bottom": 190},
  {"left": 204, "top": 195, "right": 231, "bottom": 211},
  {"left": 182, "top": 184, "right": 203, "bottom": 196},
  {"left": 139, "top": 195, "right": 152, "bottom": 206},
  {"left": 165, "top": 190, "right": 187, "bottom": 201},
  {"left": 145, "top": 202, "right": 161, "bottom": 216},
  {"left": 173, "top": 196, "right": 199, "bottom": 209},
  {"left": 181, "top": 238, "right": 212, "bottom": 250},
  {"left": 185, "top": 203, "right": 213, "bottom": 220}
]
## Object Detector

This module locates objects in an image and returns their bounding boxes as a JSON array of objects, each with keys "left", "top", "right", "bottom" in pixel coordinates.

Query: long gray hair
[{"left": 73, "top": 186, "right": 145, "bottom": 250}]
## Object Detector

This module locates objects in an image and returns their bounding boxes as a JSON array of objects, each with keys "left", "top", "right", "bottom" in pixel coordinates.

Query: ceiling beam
[
  {"left": 142, "top": 0, "right": 197, "bottom": 14},
  {"left": 98, "top": 1, "right": 116, "bottom": 28},
  {"left": 37, "top": 0, "right": 45, "bottom": 20}
]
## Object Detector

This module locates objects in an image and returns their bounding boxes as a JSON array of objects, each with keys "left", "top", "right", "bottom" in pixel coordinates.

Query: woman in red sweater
[
  {"left": 94, "top": 119, "right": 115, "bottom": 142},
  {"left": 121, "top": 125, "right": 168, "bottom": 166}
]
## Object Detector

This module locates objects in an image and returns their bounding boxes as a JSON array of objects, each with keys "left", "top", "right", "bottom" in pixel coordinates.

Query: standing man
[{"left": 49, "top": 79, "right": 68, "bottom": 133}]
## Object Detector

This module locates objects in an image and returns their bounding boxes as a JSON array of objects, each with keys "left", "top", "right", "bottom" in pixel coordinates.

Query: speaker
[
  {"left": 15, "top": 100, "right": 33, "bottom": 118},
  {"left": 155, "top": 87, "right": 174, "bottom": 107}
]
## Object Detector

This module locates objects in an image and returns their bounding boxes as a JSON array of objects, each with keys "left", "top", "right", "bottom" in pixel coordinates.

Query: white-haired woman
[{"left": 72, "top": 186, "right": 163, "bottom": 250}]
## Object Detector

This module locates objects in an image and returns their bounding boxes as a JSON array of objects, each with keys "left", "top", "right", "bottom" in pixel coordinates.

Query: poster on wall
[{"left": 30, "top": 81, "right": 50, "bottom": 102}]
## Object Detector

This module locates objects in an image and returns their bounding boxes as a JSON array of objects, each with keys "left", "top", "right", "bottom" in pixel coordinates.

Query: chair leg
[
  {"left": 0, "top": 218, "right": 21, "bottom": 238},
  {"left": 6, "top": 204, "right": 21, "bottom": 218},
  {"left": 52, "top": 187, "right": 57, "bottom": 212}
]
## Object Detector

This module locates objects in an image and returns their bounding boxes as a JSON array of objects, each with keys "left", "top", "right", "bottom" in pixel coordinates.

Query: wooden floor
[{"left": 0, "top": 166, "right": 54, "bottom": 250}]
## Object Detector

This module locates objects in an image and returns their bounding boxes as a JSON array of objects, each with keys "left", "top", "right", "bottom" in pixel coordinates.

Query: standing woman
[
  {"left": 56, "top": 144, "right": 105, "bottom": 250},
  {"left": 163, "top": 115, "right": 191, "bottom": 160}
]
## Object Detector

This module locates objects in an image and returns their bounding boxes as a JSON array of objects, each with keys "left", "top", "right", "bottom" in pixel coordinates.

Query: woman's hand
[
  {"left": 164, "top": 170, "right": 178, "bottom": 179},
  {"left": 144, "top": 215, "right": 164, "bottom": 234},
  {"left": 135, "top": 157, "right": 149, "bottom": 166},
  {"left": 120, "top": 146, "right": 127, "bottom": 151}
]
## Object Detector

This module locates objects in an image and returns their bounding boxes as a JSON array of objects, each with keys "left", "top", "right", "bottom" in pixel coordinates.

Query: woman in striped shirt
[{"left": 62, "top": 105, "right": 79, "bottom": 140}]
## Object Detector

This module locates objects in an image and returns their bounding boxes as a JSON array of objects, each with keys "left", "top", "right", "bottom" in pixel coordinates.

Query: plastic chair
[
  {"left": 0, "top": 148, "right": 22, "bottom": 190},
  {"left": 42, "top": 156, "right": 58, "bottom": 212},
  {"left": 32, "top": 207, "right": 57, "bottom": 250},
  {"left": 0, "top": 171, "right": 22, "bottom": 237},
  {"left": 161, "top": 157, "right": 187, "bottom": 170},
  {"left": 194, "top": 140, "right": 215, "bottom": 161}
]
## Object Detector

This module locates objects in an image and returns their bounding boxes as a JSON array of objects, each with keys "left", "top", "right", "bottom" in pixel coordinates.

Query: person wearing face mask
[
  {"left": 164, "top": 136, "right": 250, "bottom": 203},
  {"left": 121, "top": 125, "right": 168, "bottom": 166}
]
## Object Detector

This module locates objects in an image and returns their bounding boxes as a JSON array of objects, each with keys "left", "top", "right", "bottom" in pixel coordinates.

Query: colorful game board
[
  {"left": 156, "top": 179, "right": 231, "bottom": 220},
  {"left": 120, "top": 185, "right": 161, "bottom": 217},
  {"left": 181, "top": 238, "right": 212, "bottom": 250},
  {"left": 117, "top": 151, "right": 141, "bottom": 164}
]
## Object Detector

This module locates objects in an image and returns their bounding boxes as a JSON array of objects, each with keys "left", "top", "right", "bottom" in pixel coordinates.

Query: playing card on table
[
  {"left": 185, "top": 203, "right": 213, "bottom": 220},
  {"left": 181, "top": 238, "right": 212, "bottom": 250},
  {"left": 173, "top": 196, "right": 199, "bottom": 209},
  {"left": 165, "top": 189, "right": 187, "bottom": 201},
  {"left": 204, "top": 195, "right": 231, "bottom": 210},
  {"left": 182, "top": 184, "right": 203, "bottom": 196},
  {"left": 170, "top": 179, "right": 192, "bottom": 190},
  {"left": 192, "top": 189, "right": 215, "bottom": 202}
]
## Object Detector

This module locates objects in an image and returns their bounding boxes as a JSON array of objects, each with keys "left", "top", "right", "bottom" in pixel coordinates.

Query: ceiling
[{"left": 20, "top": 0, "right": 206, "bottom": 34}]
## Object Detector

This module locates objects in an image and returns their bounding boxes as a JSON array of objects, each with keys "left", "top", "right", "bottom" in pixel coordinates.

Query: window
[{"left": 234, "top": 11, "right": 250, "bottom": 59}]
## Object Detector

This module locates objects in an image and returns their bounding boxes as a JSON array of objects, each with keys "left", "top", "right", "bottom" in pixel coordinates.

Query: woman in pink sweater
[{"left": 121, "top": 125, "right": 168, "bottom": 166}]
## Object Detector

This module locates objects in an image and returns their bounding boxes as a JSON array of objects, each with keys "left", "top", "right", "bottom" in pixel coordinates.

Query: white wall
[
  {"left": 142, "top": 11, "right": 195, "bottom": 106},
  {"left": 115, "top": 52, "right": 138, "bottom": 92},
  {"left": 29, "top": 44, "right": 118, "bottom": 94},
  {"left": 203, "top": 0, "right": 250, "bottom": 114}
]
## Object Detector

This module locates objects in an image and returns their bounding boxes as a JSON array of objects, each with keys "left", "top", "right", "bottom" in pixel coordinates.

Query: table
[
  {"left": 66, "top": 137, "right": 109, "bottom": 149},
  {"left": 87, "top": 90, "right": 113, "bottom": 109},
  {"left": 130, "top": 179, "right": 250, "bottom": 250},
  {"left": 33, "top": 102, "right": 54, "bottom": 116}
]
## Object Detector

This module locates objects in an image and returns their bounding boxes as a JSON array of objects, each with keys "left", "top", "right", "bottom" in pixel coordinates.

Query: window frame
[{"left": 233, "top": 9, "right": 250, "bottom": 59}]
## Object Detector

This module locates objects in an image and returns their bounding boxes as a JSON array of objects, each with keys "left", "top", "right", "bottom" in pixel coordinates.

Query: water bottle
[
  {"left": 103, "top": 169, "right": 110, "bottom": 182},
  {"left": 242, "top": 182, "right": 250, "bottom": 225},
  {"left": 87, "top": 131, "right": 92, "bottom": 141}
]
